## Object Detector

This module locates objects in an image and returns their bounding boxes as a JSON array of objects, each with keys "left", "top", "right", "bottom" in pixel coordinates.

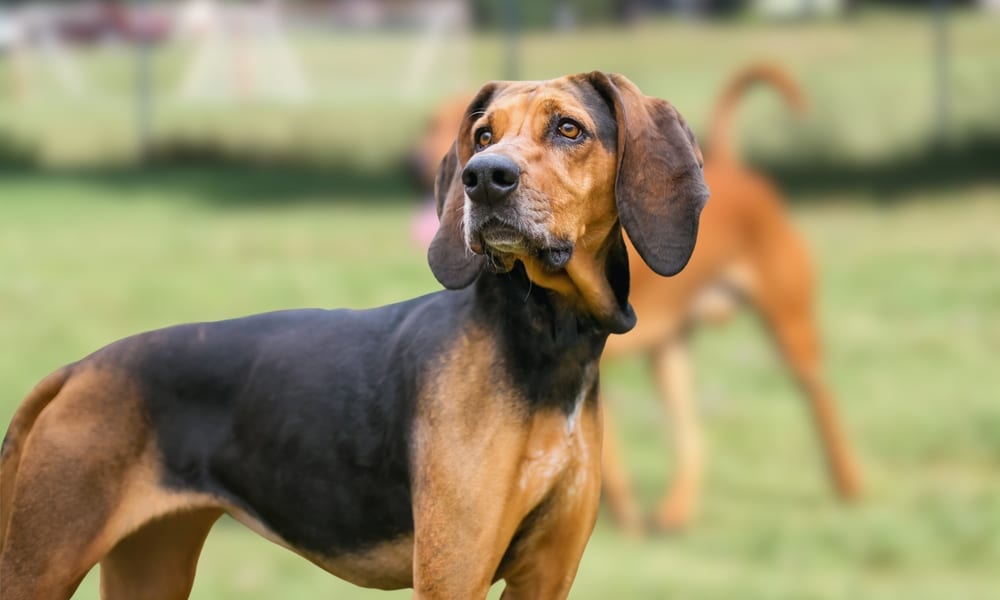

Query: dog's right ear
[{"left": 427, "top": 83, "right": 504, "bottom": 290}]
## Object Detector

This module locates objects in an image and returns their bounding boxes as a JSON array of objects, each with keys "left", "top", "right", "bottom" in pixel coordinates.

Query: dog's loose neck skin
[{"left": 470, "top": 261, "right": 607, "bottom": 415}]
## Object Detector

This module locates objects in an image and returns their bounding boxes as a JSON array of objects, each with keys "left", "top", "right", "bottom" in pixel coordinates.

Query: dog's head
[{"left": 428, "top": 72, "right": 709, "bottom": 333}]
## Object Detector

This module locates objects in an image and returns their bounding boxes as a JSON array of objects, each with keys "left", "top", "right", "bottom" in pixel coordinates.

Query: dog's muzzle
[
  {"left": 469, "top": 217, "right": 574, "bottom": 273},
  {"left": 463, "top": 153, "right": 574, "bottom": 272}
]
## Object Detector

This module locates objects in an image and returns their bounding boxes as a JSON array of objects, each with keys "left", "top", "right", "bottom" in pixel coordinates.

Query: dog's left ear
[
  {"left": 427, "top": 83, "right": 506, "bottom": 289},
  {"left": 588, "top": 72, "right": 710, "bottom": 276}
]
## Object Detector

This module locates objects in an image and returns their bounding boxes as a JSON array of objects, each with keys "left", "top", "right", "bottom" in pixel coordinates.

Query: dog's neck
[{"left": 470, "top": 262, "right": 608, "bottom": 415}]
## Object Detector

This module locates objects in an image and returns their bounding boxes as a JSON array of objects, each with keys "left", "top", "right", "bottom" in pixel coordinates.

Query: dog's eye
[
  {"left": 557, "top": 119, "right": 582, "bottom": 140},
  {"left": 475, "top": 128, "right": 493, "bottom": 150}
]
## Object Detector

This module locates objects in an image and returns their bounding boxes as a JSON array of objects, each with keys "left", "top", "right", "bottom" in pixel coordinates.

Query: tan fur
[
  {"left": 228, "top": 505, "right": 414, "bottom": 590},
  {"left": 0, "top": 367, "right": 74, "bottom": 551}
]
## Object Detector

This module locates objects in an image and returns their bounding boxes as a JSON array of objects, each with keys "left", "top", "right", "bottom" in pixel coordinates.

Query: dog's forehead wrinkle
[
  {"left": 532, "top": 94, "right": 591, "bottom": 129},
  {"left": 487, "top": 87, "right": 575, "bottom": 137}
]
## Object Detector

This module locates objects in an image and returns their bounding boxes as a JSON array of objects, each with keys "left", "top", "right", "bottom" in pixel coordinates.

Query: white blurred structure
[
  {"left": 755, "top": 0, "right": 845, "bottom": 18},
  {"left": 176, "top": 0, "right": 311, "bottom": 103},
  {"left": 400, "top": 0, "right": 471, "bottom": 99},
  {"left": 2, "top": 5, "right": 89, "bottom": 101},
  {"left": 980, "top": 0, "right": 1000, "bottom": 12}
]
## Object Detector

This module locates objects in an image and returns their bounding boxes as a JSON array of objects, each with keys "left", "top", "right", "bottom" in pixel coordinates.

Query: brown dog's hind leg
[
  {"left": 99, "top": 508, "right": 222, "bottom": 600},
  {"left": 761, "top": 296, "right": 864, "bottom": 500},
  {"left": 752, "top": 234, "right": 864, "bottom": 501}
]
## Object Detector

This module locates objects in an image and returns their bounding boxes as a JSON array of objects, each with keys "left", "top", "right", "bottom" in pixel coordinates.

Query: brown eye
[
  {"left": 476, "top": 128, "right": 493, "bottom": 149},
  {"left": 558, "top": 119, "right": 581, "bottom": 139}
]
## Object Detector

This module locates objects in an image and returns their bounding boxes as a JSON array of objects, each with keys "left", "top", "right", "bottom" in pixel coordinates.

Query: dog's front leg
[
  {"left": 411, "top": 496, "right": 512, "bottom": 599},
  {"left": 496, "top": 406, "right": 604, "bottom": 600},
  {"left": 410, "top": 455, "right": 525, "bottom": 598},
  {"left": 410, "top": 418, "right": 528, "bottom": 599}
]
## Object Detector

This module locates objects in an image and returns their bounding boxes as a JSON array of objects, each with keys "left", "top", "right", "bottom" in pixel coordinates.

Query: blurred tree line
[
  {"left": 468, "top": 0, "right": 975, "bottom": 28},
  {"left": 470, "top": 0, "right": 738, "bottom": 27}
]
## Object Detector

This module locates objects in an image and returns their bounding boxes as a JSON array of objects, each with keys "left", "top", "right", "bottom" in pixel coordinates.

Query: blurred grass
[{"left": 2, "top": 8, "right": 999, "bottom": 600}]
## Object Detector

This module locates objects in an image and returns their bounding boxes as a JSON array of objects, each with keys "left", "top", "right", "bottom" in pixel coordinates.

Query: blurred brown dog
[{"left": 410, "top": 64, "right": 863, "bottom": 533}]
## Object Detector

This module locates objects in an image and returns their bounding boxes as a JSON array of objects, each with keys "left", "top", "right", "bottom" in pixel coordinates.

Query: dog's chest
[
  {"left": 518, "top": 363, "right": 595, "bottom": 478},
  {"left": 516, "top": 399, "right": 597, "bottom": 510}
]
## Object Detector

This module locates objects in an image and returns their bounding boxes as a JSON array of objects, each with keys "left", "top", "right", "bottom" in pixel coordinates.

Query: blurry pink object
[{"left": 410, "top": 199, "right": 440, "bottom": 249}]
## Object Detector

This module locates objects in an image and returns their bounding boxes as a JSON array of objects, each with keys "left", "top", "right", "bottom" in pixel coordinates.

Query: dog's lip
[
  {"left": 479, "top": 221, "right": 527, "bottom": 252},
  {"left": 471, "top": 218, "right": 574, "bottom": 272},
  {"left": 470, "top": 218, "right": 527, "bottom": 255}
]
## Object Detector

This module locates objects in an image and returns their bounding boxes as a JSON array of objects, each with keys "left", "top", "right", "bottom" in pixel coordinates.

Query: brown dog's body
[
  {"left": 1, "top": 73, "right": 708, "bottom": 599},
  {"left": 412, "top": 64, "right": 862, "bottom": 534},
  {"left": 601, "top": 65, "right": 863, "bottom": 531}
]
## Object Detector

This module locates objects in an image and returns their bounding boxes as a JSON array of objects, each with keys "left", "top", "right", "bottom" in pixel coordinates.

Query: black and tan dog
[{"left": 0, "top": 73, "right": 708, "bottom": 599}]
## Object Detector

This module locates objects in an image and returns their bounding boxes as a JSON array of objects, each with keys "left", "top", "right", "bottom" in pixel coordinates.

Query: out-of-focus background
[{"left": 1, "top": 0, "right": 998, "bottom": 598}]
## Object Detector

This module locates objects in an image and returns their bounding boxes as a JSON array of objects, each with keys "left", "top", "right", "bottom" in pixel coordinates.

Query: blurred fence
[{"left": 1, "top": 1, "right": 998, "bottom": 200}]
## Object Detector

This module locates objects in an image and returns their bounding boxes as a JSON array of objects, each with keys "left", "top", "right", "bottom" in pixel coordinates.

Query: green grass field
[{"left": 2, "top": 10, "right": 999, "bottom": 600}]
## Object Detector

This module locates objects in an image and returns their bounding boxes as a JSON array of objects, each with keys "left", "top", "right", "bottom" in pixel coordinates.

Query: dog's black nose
[{"left": 462, "top": 154, "right": 520, "bottom": 205}]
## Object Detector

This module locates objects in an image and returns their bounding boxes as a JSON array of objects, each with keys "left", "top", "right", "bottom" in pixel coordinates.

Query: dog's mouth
[
  {"left": 476, "top": 220, "right": 527, "bottom": 254},
  {"left": 470, "top": 218, "right": 573, "bottom": 273}
]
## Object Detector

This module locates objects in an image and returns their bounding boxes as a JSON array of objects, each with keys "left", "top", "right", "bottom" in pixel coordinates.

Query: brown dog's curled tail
[
  {"left": 708, "top": 63, "right": 806, "bottom": 165},
  {"left": 0, "top": 366, "right": 73, "bottom": 551}
]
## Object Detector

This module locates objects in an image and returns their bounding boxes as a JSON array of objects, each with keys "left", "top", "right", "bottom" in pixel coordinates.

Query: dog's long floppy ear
[
  {"left": 427, "top": 83, "right": 504, "bottom": 289},
  {"left": 589, "top": 72, "right": 710, "bottom": 276}
]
